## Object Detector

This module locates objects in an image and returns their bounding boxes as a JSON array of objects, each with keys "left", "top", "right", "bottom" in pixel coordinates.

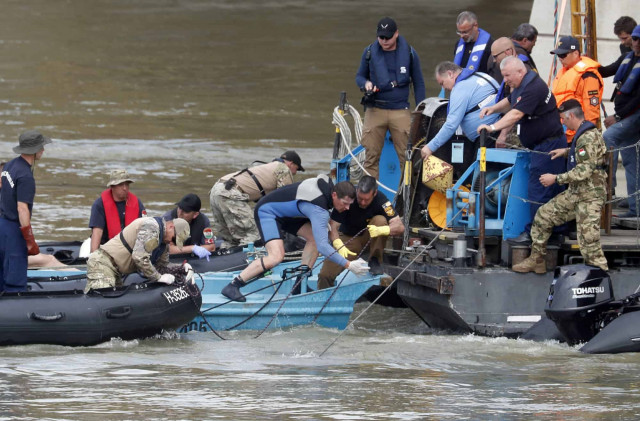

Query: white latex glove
[
  {"left": 183, "top": 263, "right": 194, "bottom": 284},
  {"left": 158, "top": 274, "right": 176, "bottom": 285},
  {"left": 347, "top": 258, "right": 370, "bottom": 276}
]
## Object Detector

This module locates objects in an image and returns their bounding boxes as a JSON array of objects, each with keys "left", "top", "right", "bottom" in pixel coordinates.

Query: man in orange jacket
[{"left": 551, "top": 36, "right": 603, "bottom": 143}]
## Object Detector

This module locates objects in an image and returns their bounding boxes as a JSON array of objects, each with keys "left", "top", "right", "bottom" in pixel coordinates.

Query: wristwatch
[{"left": 615, "top": 114, "right": 621, "bottom": 122}]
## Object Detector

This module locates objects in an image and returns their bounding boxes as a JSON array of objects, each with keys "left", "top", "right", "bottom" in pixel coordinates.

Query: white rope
[{"left": 332, "top": 105, "right": 398, "bottom": 195}]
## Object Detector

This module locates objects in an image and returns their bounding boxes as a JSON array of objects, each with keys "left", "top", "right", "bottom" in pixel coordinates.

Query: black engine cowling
[{"left": 544, "top": 264, "right": 614, "bottom": 345}]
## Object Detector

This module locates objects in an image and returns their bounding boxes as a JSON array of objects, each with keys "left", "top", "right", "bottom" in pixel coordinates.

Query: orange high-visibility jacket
[{"left": 552, "top": 56, "right": 603, "bottom": 143}]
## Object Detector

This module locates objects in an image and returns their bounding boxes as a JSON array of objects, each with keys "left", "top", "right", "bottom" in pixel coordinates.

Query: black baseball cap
[
  {"left": 558, "top": 99, "right": 582, "bottom": 113},
  {"left": 176, "top": 193, "right": 201, "bottom": 212},
  {"left": 280, "top": 150, "right": 305, "bottom": 172},
  {"left": 550, "top": 36, "right": 580, "bottom": 55},
  {"left": 377, "top": 17, "right": 397, "bottom": 38}
]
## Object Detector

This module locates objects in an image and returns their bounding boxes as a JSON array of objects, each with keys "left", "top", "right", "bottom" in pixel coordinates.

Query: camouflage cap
[
  {"left": 107, "top": 169, "right": 134, "bottom": 187},
  {"left": 172, "top": 218, "right": 190, "bottom": 249}
]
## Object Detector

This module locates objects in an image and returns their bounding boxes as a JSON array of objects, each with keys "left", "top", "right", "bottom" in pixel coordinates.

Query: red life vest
[{"left": 101, "top": 189, "right": 141, "bottom": 240}]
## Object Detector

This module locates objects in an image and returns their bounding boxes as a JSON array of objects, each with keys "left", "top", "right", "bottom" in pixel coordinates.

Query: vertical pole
[
  {"left": 332, "top": 92, "right": 347, "bottom": 160},
  {"left": 604, "top": 147, "right": 614, "bottom": 235},
  {"left": 401, "top": 109, "right": 425, "bottom": 250},
  {"left": 477, "top": 129, "right": 487, "bottom": 268}
]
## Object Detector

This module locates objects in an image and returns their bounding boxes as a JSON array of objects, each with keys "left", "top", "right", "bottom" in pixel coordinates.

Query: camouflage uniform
[
  {"left": 209, "top": 181, "right": 260, "bottom": 248},
  {"left": 86, "top": 217, "right": 173, "bottom": 291},
  {"left": 529, "top": 125, "right": 608, "bottom": 270},
  {"left": 209, "top": 162, "right": 293, "bottom": 248}
]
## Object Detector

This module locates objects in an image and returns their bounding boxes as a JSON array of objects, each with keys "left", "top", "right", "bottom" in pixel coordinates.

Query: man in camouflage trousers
[
  {"left": 85, "top": 217, "right": 191, "bottom": 292},
  {"left": 209, "top": 151, "right": 303, "bottom": 248},
  {"left": 513, "top": 99, "right": 608, "bottom": 273}
]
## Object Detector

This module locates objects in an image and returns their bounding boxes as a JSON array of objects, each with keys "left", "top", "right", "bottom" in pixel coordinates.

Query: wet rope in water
[{"left": 319, "top": 207, "right": 466, "bottom": 357}]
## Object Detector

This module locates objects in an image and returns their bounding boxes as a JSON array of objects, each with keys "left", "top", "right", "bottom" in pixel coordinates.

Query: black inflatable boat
[
  {"left": 0, "top": 280, "right": 202, "bottom": 347},
  {"left": 545, "top": 264, "right": 640, "bottom": 354},
  {"left": 38, "top": 240, "right": 250, "bottom": 273}
]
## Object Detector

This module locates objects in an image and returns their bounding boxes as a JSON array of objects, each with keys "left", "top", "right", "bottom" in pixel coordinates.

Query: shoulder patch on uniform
[
  {"left": 590, "top": 96, "right": 599, "bottom": 106},
  {"left": 578, "top": 148, "right": 587, "bottom": 157},
  {"left": 144, "top": 237, "right": 159, "bottom": 253},
  {"left": 382, "top": 201, "right": 396, "bottom": 217}
]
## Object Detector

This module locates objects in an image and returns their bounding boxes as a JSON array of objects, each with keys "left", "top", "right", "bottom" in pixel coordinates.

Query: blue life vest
[
  {"left": 613, "top": 52, "right": 640, "bottom": 94},
  {"left": 495, "top": 54, "right": 529, "bottom": 103},
  {"left": 447, "top": 71, "right": 498, "bottom": 113},
  {"left": 150, "top": 217, "right": 166, "bottom": 265},
  {"left": 368, "top": 35, "right": 412, "bottom": 90},
  {"left": 454, "top": 28, "right": 490, "bottom": 72},
  {"left": 567, "top": 121, "right": 596, "bottom": 171},
  {"left": 257, "top": 175, "right": 334, "bottom": 211}
]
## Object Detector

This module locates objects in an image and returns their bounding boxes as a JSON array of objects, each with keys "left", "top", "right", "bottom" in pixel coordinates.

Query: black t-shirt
[
  {"left": 0, "top": 156, "right": 35, "bottom": 221},
  {"left": 510, "top": 71, "right": 563, "bottom": 148},
  {"left": 162, "top": 208, "right": 211, "bottom": 246},
  {"left": 331, "top": 191, "right": 397, "bottom": 236}
]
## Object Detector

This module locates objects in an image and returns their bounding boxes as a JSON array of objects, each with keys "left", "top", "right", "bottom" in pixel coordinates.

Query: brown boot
[{"left": 512, "top": 253, "right": 546, "bottom": 274}]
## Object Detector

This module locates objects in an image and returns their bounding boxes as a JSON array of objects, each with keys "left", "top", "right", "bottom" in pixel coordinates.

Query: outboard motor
[{"left": 544, "top": 264, "right": 614, "bottom": 345}]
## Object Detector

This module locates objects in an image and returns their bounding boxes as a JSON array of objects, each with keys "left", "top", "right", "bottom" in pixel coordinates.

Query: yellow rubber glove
[
  {"left": 367, "top": 225, "right": 391, "bottom": 238},
  {"left": 332, "top": 238, "right": 356, "bottom": 259}
]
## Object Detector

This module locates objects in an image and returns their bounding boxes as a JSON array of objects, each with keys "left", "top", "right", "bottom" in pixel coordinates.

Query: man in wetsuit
[
  {"left": 220, "top": 176, "right": 370, "bottom": 302},
  {"left": 0, "top": 130, "right": 51, "bottom": 292}
]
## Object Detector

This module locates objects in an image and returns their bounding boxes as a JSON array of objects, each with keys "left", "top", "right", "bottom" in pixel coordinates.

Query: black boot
[
  {"left": 221, "top": 276, "right": 247, "bottom": 302},
  {"left": 368, "top": 256, "right": 383, "bottom": 275}
]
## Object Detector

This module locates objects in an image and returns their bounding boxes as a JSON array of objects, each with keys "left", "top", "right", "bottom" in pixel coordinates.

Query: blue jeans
[{"left": 603, "top": 109, "right": 640, "bottom": 214}]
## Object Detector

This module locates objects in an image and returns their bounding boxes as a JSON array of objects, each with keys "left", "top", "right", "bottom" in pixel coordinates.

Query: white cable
[{"left": 332, "top": 106, "right": 398, "bottom": 195}]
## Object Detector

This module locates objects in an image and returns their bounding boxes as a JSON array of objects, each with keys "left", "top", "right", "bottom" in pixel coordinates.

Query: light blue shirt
[
  {"left": 298, "top": 201, "right": 348, "bottom": 267},
  {"left": 427, "top": 72, "right": 500, "bottom": 152}
]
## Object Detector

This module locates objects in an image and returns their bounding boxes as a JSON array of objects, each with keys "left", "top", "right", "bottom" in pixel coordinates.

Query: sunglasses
[
  {"left": 557, "top": 53, "right": 568, "bottom": 59},
  {"left": 492, "top": 49, "right": 510, "bottom": 60},
  {"left": 633, "top": 36, "right": 640, "bottom": 42},
  {"left": 378, "top": 35, "right": 391, "bottom": 40}
]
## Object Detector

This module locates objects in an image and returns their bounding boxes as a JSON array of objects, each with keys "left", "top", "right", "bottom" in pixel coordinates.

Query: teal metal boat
[{"left": 179, "top": 259, "right": 382, "bottom": 333}]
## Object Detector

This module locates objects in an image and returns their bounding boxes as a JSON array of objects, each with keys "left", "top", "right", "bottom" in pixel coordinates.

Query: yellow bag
[{"left": 422, "top": 155, "right": 453, "bottom": 193}]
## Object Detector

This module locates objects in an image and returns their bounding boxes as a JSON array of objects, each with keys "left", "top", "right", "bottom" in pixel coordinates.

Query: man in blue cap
[
  {"left": 0, "top": 130, "right": 51, "bottom": 292},
  {"left": 355, "top": 17, "right": 425, "bottom": 179}
]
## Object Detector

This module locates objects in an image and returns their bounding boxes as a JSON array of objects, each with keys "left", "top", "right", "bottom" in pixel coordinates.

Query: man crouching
[{"left": 85, "top": 217, "right": 191, "bottom": 292}]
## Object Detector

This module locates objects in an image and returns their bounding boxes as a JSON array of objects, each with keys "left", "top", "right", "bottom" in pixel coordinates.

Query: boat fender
[{"left": 79, "top": 237, "right": 91, "bottom": 258}]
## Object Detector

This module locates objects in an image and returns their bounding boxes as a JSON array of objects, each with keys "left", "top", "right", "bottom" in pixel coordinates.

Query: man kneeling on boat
[
  {"left": 220, "top": 176, "right": 371, "bottom": 302},
  {"left": 512, "top": 99, "right": 608, "bottom": 273},
  {"left": 317, "top": 176, "right": 403, "bottom": 289},
  {"left": 85, "top": 217, "right": 191, "bottom": 292}
]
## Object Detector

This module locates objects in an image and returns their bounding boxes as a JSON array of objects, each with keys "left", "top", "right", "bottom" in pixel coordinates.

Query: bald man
[{"left": 477, "top": 57, "right": 566, "bottom": 243}]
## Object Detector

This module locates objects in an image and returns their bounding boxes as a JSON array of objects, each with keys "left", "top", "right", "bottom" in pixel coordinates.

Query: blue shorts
[
  {"left": 0, "top": 217, "right": 28, "bottom": 292},
  {"left": 255, "top": 201, "right": 308, "bottom": 244}
]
